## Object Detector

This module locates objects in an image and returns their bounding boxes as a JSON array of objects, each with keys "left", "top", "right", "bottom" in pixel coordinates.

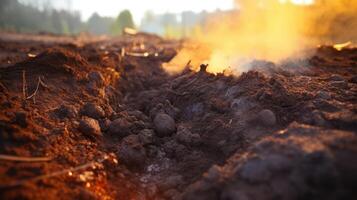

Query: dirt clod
[
  {"left": 79, "top": 117, "right": 102, "bottom": 137},
  {"left": 53, "top": 104, "right": 78, "bottom": 119},
  {"left": 108, "top": 118, "right": 132, "bottom": 137},
  {"left": 80, "top": 102, "right": 105, "bottom": 119},
  {"left": 153, "top": 113, "right": 176, "bottom": 137},
  {"left": 117, "top": 134, "right": 147, "bottom": 169},
  {"left": 257, "top": 109, "right": 277, "bottom": 126}
]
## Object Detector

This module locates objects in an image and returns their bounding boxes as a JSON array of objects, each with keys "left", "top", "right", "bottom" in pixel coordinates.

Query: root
[
  {"left": 26, "top": 76, "right": 48, "bottom": 103},
  {"left": 0, "top": 154, "right": 52, "bottom": 162},
  {"left": 0, "top": 155, "right": 110, "bottom": 189}
]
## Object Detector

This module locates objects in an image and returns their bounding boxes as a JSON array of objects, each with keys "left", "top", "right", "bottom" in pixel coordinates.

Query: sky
[
  {"left": 21, "top": 0, "right": 235, "bottom": 23},
  {"left": 20, "top": 0, "right": 315, "bottom": 23}
]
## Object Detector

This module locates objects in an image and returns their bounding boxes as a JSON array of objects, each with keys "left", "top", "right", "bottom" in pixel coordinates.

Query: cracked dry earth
[{"left": 0, "top": 33, "right": 357, "bottom": 200}]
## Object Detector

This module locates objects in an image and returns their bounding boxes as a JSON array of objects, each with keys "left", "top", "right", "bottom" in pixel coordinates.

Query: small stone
[
  {"left": 54, "top": 104, "right": 78, "bottom": 119},
  {"left": 79, "top": 117, "right": 102, "bottom": 137},
  {"left": 88, "top": 71, "right": 105, "bottom": 86},
  {"left": 80, "top": 103, "right": 105, "bottom": 119},
  {"left": 107, "top": 118, "right": 132, "bottom": 137},
  {"left": 257, "top": 109, "right": 277, "bottom": 126},
  {"left": 153, "top": 113, "right": 176, "bottom": 137}
]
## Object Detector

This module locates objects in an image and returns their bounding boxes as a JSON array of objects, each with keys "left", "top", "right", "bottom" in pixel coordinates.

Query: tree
[
  {"left": 112, "top": 10, "right": 135, "bottom": 35},
  {"left": 87, "top": 12, "right": 114, "bottom": 35}
]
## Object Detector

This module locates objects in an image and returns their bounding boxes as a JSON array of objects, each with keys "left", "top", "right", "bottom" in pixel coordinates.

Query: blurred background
[{"left": 0, "top": 0, "right": 236, "bottom": 38}]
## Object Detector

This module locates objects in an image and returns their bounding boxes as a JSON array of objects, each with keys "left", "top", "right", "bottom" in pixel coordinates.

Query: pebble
[
  {"left": 79, "top": 117, "right": 102, "bottom": 137},
  {"left": 153, "top": 113, "right": 176, "bottom": 137},
  {"left": 257, "top": 109, "right": 277, "bottom": 126},
  {"left": 80, "top": 103, "right": 105, "bottom": 119}
]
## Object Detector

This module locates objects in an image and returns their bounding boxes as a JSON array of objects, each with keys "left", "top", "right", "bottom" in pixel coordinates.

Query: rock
[
  {"left": 13, "top": 112, "right": 27, "bottom": 128},
  {"left": 54, "top": 104, "right": 78, "bottom": 119},
  {"left": 88, "top": 71, "right": 105, "bottom": 86},
  {"left": 80, "top": 103, "right": 105, "bottom": 119},
  {"left": 175, "top": 125, "right": 201, "bottom": 145},
  {"left": 153, "top": 113, "right": 176, "bottom": 137},
  {"left": 107, "top": 118, "right": 132, "bottom": 137},
  {"left": 79, "top": 117, "right": 102, "bottom": 137},
  {"left": 117, "top": 134, "right": 146, "bottom": 169},
  {"left": 257, "top": 109, "right": 276, "bottom": 126}
]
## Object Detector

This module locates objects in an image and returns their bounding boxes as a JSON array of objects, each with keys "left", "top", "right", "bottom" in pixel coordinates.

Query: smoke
[{"left": 164, "top": 0, "right": 357, "bottom": 75}]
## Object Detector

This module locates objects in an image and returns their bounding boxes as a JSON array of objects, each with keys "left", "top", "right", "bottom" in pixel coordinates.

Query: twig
[
  {"left": 26, "top": 76, "right": 47, "bottom": 101},
  {"left": 22, "top": 70, "right": 27, "bottom": 99},
  {"left": 0, "top": 154, "right": 52, "bottom": 162},
  {"left": 0, "top": 155, "right": 109, "bottom": 189},
  {"left": 126, "top": 52, "right": 150, "bottom": 57}
]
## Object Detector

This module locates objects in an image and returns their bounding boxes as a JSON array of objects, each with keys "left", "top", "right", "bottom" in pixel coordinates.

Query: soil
[{"left": 0, "top": 32, "right": 356, "bottom": 200}]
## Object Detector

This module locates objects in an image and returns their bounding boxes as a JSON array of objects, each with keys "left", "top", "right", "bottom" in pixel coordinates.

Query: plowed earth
[{"left": 0, "top": 33, "right": 356, "bottom": 200}]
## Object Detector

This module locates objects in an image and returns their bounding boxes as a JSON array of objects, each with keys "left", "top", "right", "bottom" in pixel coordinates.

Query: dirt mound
[{"left": 183, "top": 122, "right": 357, "bottom": 200}]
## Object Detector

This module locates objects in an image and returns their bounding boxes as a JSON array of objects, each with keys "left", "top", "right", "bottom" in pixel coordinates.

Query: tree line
[{"left": 0, "top": 0, "right": 135, "bottom": 35}]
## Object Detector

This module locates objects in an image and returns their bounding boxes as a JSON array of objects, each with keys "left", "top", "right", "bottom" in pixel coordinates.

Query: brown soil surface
[{"left": 0, "top": 32, "right": 356, "bottom": 200}]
